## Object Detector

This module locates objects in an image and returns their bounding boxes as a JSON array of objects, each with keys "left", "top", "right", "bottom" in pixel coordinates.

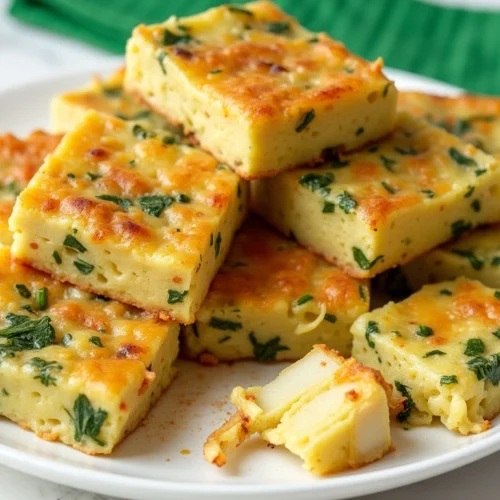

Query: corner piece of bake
[
  {"left": 0, "top": 246, "right": 179, "bottom": 454},
  {"left": 352, "top": 277, "right": 500, "bottom": 434},
  {"left": 9, "top": 111, "right": 247, "bottom": 323},
  {"left": 204, "top": 345, "right": 400, "bottom": 475},
  {"left": 125, "top": 1, "right": 397, "bottom": 179},
  {"left": 183, "top": 217, "right": 369, "bottom": 362},
  {"left": 252, "top": 112, "right": 500, "bottom": 278}
]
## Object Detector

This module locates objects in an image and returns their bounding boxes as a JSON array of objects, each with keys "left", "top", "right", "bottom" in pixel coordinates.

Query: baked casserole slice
[
  {"left": 125, "top": 1, "right": 397, "bottom": 179},
  {"left": 183, "top": 217, "right": 368, "bottom": 362},
  {"left": 9, "top": 111, "right": 248, "bottom": 323},
  {"left": 352, "top": 278, "right": 500, "bottom": 434}
]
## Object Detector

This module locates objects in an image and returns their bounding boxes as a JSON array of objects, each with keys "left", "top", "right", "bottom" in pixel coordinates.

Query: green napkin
[{"left": 9, "top": 0, "right": 500, "bottom": 94}]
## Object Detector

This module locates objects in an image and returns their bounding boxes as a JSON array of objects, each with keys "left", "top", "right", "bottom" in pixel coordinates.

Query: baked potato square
[
  {"left": 352, "top": 278, "right": 500, "bottom": 434},
  {"left": 252, "top": 113, "right": 500, "bottom": 278},
  {"left": 125, "top": 1, "right": 397, "bottom": 179},
  {"left": 183, "top": 217, "right": 368, "bottom": 362},
  {"left": 9, "top": 111, "right": 248, "bottom": 323}
]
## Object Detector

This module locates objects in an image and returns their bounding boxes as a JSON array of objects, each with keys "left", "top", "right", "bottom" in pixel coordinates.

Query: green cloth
[{"left": 9, "top": 0, "right": 500, "bottom": 94}]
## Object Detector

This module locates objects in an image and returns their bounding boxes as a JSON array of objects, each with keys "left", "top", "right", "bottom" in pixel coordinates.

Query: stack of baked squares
[{"left": 3, "top": 0, "right": 500, "bottom": 470}]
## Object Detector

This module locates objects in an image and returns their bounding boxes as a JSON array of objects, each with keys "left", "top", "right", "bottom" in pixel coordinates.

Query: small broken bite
[{"left": 204, "top": 345, "right": 404, "bottom": 476}]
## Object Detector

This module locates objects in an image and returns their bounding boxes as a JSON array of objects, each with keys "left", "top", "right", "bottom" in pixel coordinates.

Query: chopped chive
[
  {"left": 14, "top": 284, "right": 31, "bottom": 299},
  {"left": 53, "top": 251, "right": 62, "bottom": 264},
  {"left": 295, "top": 109, "right": 315, "bottom": 133},
  {"left": 63, "top": 234, "right": 87, "bottom": 253},
  {"left": 35, "top": 288, "right": 48, "bottom": 311},
  {"left": 295, "top": 293, "right": 313, "bottom": 306}
]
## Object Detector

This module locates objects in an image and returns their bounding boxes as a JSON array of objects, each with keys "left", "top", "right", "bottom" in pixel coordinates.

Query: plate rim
[{"left": 0, "top": 66, "right": 490, "bottom": 500}]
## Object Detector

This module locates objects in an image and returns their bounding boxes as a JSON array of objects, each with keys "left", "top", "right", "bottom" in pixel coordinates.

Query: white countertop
[{"left": 1, "top": 1, "right": 500, "bottom": 499}]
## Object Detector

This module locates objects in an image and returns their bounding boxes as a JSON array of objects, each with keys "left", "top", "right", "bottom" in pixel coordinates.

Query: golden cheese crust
[
  {"left": 183, "top": 217, "right": 369, "bottom": 361},
  {"left": 50, "top": 68, "right": 172, "bottom": 134},
  {"left": 9, "top": 111, "right": 247, "bottom": 323},
  {"left": 352, "top": 278, "right": 500, "bottom": 434},
  {"left": 0, "top": 246, "right": 179, "bottom": 454},
  {"left": 251, "top": 112, "right": 500, "bottom": 278},
  {"left": 398, "top": 92, "right": 500, "bottom": 157},
  {"left": 0, "top": 131, "right": 61, "bottom": 245},
  {"left": 125, "top": 1, "right": 397, "bottom": 178}
]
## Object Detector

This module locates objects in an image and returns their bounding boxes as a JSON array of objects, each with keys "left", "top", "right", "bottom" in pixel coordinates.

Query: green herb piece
[
  {"left": 331, "top": 154, "right": 349, "bottom": 168},
  {"left": 209, "top": 317, "right": 242, "bottom": 331},
  {"left": 467, "top": 354, "right": 500, "bottom": 385},
  {"left": 163, "top": 29, "right": 192, "bottom": 45},
  {"left": 356, "top": 127, "right": 364, "bottom": 136},
  {"left": 28, "top": 357, "right": 62, "bottom": 386},
  {"left": 15, "top": 284, "right": 31, "bottom": 299},
  {"left": 74, "top": 258, "right": 94, "bottom": 275},
  {"left": 53, "top": 251, "right": 62, "bottom": 264},
  {"left": 21, "top": 305, "right": 33, "bottom": 312},
  {"left": 65, "top": 394, "right": 108, "bottom": 446},
  {"left": 132, "top": 124, "right": 156, "bottom": 140},
  {"left": 1, "top": 389, "right": 8, "bottom": 396},
  {"left": 492, "top": 257, "right": 500, "bottom": 267},
  {"left": 295, "top": 293, "right": 313, "bottom": 306},
  {"left": 464, "top": 338, "right": 485, "bottom": 356},
  {"left": 218, "top": 335, "right": 231, "bottom": 343},
  {"left": 420, "top": 189, "right": 434, "bottom": 198},
  {"left": 299, "top": 171, "right": 333, "bottom": 192},
  {"left": 451, "top": 219, "right": 472, "bottom": 237},
  {"left": 440, "top": 375, "right": 458, "bottom": 385},
  {"left": 210, "top": 234, "right": 214, "bottom": 246},
  {"left": 395, "top": 381, "right": 415, "bottom": 422},
  {"left": 157, "top": 51, "right": 167, "bottom": 75},
  {"left": 359, "top": 285, "right": 367, "bottom": 301},
  {"left": 423, "top": 350, "right": 446, "bottom": 358},
  {"left": 210, "top": 69, "right": 222, "bottom": 75},
  {"left": 138, "top": 195, "right": 173, "bottom": 217},
  {"left": 322, "top": 201, "right": 335, "bottom": 213},
  {"left": 381, "top": 181, "right": 396, "bottom": 194},
  {"left": 228, "top": 4, "right": 254, "bottom": 15},
  {"left": 449, "top": 147, "right": 477, "bottom": 167},
  {"left": 215, "top": 232, "right": 222, "bottom": 257},
  {"left": 35, "top": 287, "right": 48, "bottom": 311},
  {"left": 268, "top": 21, "right": 290, "bottom": 34},
  {"left": 380, "top": 155, "right": 396, "bottom": 172},
  {"left": 131, "top": 110, "right": 151, "bottom": 120},
  {"left": 495, "top": 291, "right": 500, "bottom": 299},
  {"left": 475, "top": 168, "right": 487, "bottom": 177},
  {"left": 0, "top": 313, "right": 55, "bottom": 352},
  {"left": 162, "top": 136, "right": 177, "bottom": 146},
  {"left": 175, "top": 194, "right": 190, "bottom": 203},
  {"left": 85, "top": 172, "right": 102, "bottom": 181},
  {"left": 383, "top": 83, "right": 391, "bottom": 97},
  {"left": 63, "top": 234, "right": 87, "bottom": 253},
  {"left": 295, "top": 109, "right": 315, "bottom": 133},
  {"left": 96, "top": 194, "right": 133, "bottom": 211},
  {"left": 450, "top": 119, "right": 472, "bottom": 137},
  {"left": 471, "top": 199, "right": 481, "bottom": 212},
  {"left": 416, "top": 325, "right": 433, "bottom": 337},
  {"left": 352, "top": 247, "right": 383, "bottom": 270},
  {"left": 167, "top": 289, "right": 188, "bottom": 304},
  {"left": 395, "top": 146, "right": 418, "bottom": 155},
  {"left": 249, "top": 333, "right": 289, "bottom": 361},
  {"left": 67, "top": 173, "right": 75, "bottom": 179},
  {"left": 324, "top": 313, "right": 337, "bottom": 323},
  {"left": 365, "top": 320, "right": 379, "bottom": 348},
  {"left": 102, "top": 86, "right": 121, "bottom": 98},
  {"left": 337, "top": 191, "right": 357, "bottom": 213},
  {"left": 439, "top": 289, "right": 452, "bottom": 296},
  {"left": 450, "top": 249, "right": 484, "bottom": 270},
  {"left": 492, "top": 329, "right": 500, "bottom": 339},
  {"left": 89, "top": 336, "right": 103, "bottom": 347},
  {"left": 464, "top": 185, "right": 475, "bottom": 198},
  {"left": 61, "top": 333, "right": 73, "bottom": 346}
]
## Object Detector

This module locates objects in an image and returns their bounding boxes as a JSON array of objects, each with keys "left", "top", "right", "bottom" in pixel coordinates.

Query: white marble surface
[{"left": 1, "top": 0, "right": 500, "bottom": 499}]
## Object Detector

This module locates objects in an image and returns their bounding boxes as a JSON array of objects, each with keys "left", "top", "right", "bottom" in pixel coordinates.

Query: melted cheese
[
  {"left": 50, "top": 68, "right": 174, "bottom": 134},
  {"left": 9, "top": 111, "right": 248, "bottom": 323},
  {"left": 398, "top": 92, "right": 500, "bottom": 157},
  {"left": 0, "top": 246, "right": 179, "bottom": 454},
  {"left": 125, "top": 1, "right": 397, "bottom": 178},
  {"left": 0, "top": 131, "right": 61, "bottom": 245},
  {"left": 183, "top": 218, "right": 368, "bottom": 361},
  {"left": 251, "top": 112, "right": 500, "bottom": 278},
  {"left": 352, "top": 278, "right": 500, "bottom": 434},
  {"left": 204, "top": 345, "right": 395, "bottom": 474}
]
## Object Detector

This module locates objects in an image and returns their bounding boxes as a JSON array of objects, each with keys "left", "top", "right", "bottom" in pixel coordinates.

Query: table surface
[{"left": 1, "top": 1, "right": 500, "bottom": 499}]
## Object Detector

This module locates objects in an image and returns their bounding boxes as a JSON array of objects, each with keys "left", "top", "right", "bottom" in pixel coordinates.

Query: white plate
[{"left": 0, "top": 68, "right": 492, "bottom": 500}]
